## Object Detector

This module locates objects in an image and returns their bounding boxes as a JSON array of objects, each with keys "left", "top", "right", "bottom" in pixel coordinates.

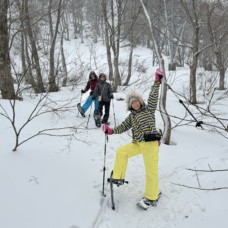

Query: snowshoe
[
  {"left": 77, "top": 103, "right": 85, "bottom": 117},
  {"left": 137, "top": 192, "right": 162, "bottom": 210},
  {"left": 107, "top": 177, "right": 125, "bottom": 187},
  {"left": 107, "top": 171, "right": 129, "bottom": 210},
  {"left": 94, "top": 110, "right": 101, "bottom": 127}
]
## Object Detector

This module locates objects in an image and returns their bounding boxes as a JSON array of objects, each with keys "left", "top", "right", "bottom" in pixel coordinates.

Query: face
[
  {"left": 131, "top": 99, "right": 141, "bottom": 110},
  {"left": 100, "top": 75, "right": 105, "bottom": 81}
]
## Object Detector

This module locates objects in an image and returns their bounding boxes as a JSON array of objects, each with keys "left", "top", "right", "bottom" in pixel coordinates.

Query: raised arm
[{"left": 147, "top": 68, "right": 164, "bottom": 114}]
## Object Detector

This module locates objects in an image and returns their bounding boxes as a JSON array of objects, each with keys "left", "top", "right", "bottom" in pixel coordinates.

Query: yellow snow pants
[{"left": 112, "top": 141, "right": 159, "bottom": 200}]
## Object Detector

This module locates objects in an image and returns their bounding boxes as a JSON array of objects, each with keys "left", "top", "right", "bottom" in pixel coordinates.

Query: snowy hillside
[{"left": 0, "top": 40, "right": 228, "bottom": 228}]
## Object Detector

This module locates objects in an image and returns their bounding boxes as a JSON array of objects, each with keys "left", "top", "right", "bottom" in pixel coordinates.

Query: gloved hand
[
  {"left": 110, "top": 94, "right": 114, "bottom": 99},
  {"left": 102, "top": 124, "right": 113, "bottom": 135},
  {"left": 90, "top": 90, "right": 94, "bottom": 96},
  {"left": 81, "top": 89, "right": 85, "bottom": 93},
  {"left": 155, "top": 68, "right": 164, "bottom": 82}
]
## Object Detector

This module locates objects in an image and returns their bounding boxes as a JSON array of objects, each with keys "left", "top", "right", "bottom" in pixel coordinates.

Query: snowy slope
[{"left": 1, "top": 40, "right": 228, "bottom": 228}]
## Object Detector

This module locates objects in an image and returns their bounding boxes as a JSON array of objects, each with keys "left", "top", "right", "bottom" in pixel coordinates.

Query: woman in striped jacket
[{"left": 102, "top": 68, "right": 164, "bottom": 209}]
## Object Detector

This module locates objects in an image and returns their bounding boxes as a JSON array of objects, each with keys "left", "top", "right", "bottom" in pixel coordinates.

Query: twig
[
  {"left": 172, "top": 182, "right": 228, "bottom": 191},
  {"left": 194, "top": 167, "right": 201, "bottom": 188},
  {"left": 187, "top": 168, "right": 228, "bottom": 172}
]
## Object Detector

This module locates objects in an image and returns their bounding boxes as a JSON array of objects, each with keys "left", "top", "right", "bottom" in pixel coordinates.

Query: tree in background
[
  {"left": 0, "top": 0, "right": 16, "bottom": 99},
  {"left": 48, "top": 0, "right": 63, "bottom": 92},
  {"left": 24, "top": 0, "right": 45, "bottom": 93},
  {"left": 205, "top": 1, "right": 228, "bottom": 90},
  {"left": 140, "top": 0, "right": 172, "bottom": 145}
]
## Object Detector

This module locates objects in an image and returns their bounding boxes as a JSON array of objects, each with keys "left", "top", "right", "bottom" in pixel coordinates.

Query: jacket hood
[
  {"left": 89, "top": 71, "right": 98, "bottom": 80},
  {"left": 125, "top": 92, "right": 145, "bottom": 111},
  {"left": 99, "top": 73, "right": 107, "bottom": 81}
]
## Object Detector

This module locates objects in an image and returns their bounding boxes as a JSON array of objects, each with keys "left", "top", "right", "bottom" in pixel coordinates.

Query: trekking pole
[
  {"left": 102, "top": 133, "right": 108, "bottom": 197},
  {"left": 112, "top": 99, "right": 117, "bottom": 127},
  {"left": 77, "top": 92, "right": 83, "bottom": 117},
  {"left": 161, "top": 76, "right": 204, "bottom": 129},
  {"left": 86, "top": 102, "right": 93, "bottom": 129}
]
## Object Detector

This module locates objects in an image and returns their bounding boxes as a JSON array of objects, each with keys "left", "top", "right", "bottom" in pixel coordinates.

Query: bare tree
[
  {"left": 24, "top": 0, "right": 45, "bottom": 93},
  {"left": 122, "top": 0, "right": 142, "bottom": 86},
  {"left": 179, "top": 0, "right": 203, "bottom": 104},
  {"left": 110, "top": 0, "right": 122, "bottom": 90},
  {"left": 71, "top": 0, "right": 84, "bottom": 40},
  {"left": 0, "top": 0, "right": 16, "bottom": 99},
  {"left": 205, "top": 1, "right": 228, "bottom": 90},
  {"left": 60, "top": 31, "right": 68, "bottom": 87},
  {"left": 48, "top": 0, "right": 54, "bottom": 40},
  {"left": 0, "top": 92, "right": 81, "bottom": 151},
  {"left": 48, "top": 0, "right": 63, "bottom": 92},
  {"left": 140, "top": 0, "right": 172, "bottom": 145},
  {"left": 15, "top": 0, "right": 38, "bottom": 91},
  {"left": 101, "top": 0, "right": 114, "bottom": 81}
]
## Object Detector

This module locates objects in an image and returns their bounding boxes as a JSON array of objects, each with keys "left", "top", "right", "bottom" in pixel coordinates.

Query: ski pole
[
  {"left": 112, "top": 99, "right": 117, "bottom": 127},
  {"left": 102, "top": 133, "right": 108, "bottom": 197},
  {"left": 86, "top": 101, "right": 93, "bottom": 129},
  {"left": 77, "top": 92, "right": 83, "bottom": 117}
]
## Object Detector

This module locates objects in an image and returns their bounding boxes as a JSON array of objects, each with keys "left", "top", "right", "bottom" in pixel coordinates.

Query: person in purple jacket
[{"left": 77, "top": 71, "right": 99, "bottom": 117}]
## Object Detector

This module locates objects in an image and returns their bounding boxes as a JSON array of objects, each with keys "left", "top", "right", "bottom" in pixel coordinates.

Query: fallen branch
[
  {"left": 187, "top": 164, "right": 228, "bottom": 172},
  {"left": 172, "top": 182, "right": 228, "bottom": 191}
]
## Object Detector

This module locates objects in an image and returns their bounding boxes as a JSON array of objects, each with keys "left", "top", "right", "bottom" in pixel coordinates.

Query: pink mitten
[
  {"left": 155, "top": 68, "right": 164, "bottom": 82},
  {"left": 102, "top": 124, "right": 113, "bottom": 135}
]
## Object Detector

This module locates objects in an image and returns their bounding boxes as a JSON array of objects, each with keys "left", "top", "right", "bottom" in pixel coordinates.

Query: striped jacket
[{"left": 113, "top": 82, "right": 160, "bottom": 142}]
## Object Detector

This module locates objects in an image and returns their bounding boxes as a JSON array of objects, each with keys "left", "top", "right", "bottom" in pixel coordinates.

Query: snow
[{"left": 1, "top": 39, "right": 228, "bottom": 228}]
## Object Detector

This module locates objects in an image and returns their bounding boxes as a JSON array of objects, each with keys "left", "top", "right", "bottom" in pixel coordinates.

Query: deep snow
[{"left": 0, "top": 40, "right": 228, "bottom": 228}]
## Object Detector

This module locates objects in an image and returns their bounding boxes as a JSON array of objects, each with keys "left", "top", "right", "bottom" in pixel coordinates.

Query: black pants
[{"left": 99, "top": 101, "right": 110, "bottom": 123}]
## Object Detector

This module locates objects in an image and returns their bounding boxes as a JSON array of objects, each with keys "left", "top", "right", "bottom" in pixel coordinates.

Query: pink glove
[
  {"left": 155, "top": 68, "right": 164, "bottom": 82},
  {"left": 102, "top": 124, "right": 113, "bottom": 135}
]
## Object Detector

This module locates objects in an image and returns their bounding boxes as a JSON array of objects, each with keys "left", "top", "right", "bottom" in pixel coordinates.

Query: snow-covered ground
[{"left": 0, "top": 40, "right": 228, "bottom": 228}]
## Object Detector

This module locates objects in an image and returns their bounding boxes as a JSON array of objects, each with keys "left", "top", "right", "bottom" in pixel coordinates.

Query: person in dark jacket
[
  {"left": 93, "top": 73, "right": 113, "bottom": 124},
  {"left": 77, "top": 71, "right": 99, "bottom": 117},
  {"left": 102, "top": 68, "right": 164, "bottom": 210}
]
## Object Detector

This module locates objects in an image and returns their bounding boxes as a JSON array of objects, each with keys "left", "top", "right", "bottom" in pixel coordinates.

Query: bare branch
[{"left": 172, "top": 182, "right": 228, "bottom": 191}]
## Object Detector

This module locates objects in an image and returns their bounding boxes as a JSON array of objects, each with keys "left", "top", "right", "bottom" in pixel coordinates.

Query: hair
[
  {"left": 89, "top": 71, "right": 98, "bottom": 80},
  {"left": 99, "top": 73, "right": 107, "bottom": 80}
]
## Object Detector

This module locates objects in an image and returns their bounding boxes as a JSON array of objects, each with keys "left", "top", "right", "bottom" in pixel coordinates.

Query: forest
[{"left": 0, "top": 0, "right": 228, "bottom": 148}]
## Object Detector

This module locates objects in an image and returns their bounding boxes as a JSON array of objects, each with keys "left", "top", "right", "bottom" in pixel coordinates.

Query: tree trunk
[
  {"left": 71, "top": 0, "right": 77, "bottom": 39},
  {"left": 215, "top": 51, "right": 225, "bottom": 90},
  {"left": 24, "top": 34, "right": 37, "bottom": 90},
  {"left": 189, "top": 61, "right": 197, "bottom": 104},
  {"left": 0, "top": 0, "right": 16, "bottom": 99},
  {"left": 48, "top": 0, "right": 54, "bottom": 40},
  {"left": 61, "top": 32, "right": 68, "bottom": 87},
  {"left": 123, "top": 46, "right": 133, "bottom": 86},
  {"left": 179, "top": 0, "right": 200, "bottom": 104},
  {"left": 189, "top": 25, "right": 199, "bottom": 104},
  {"left": 48, "top": 0, "right": 62, "bottom": 92},
  {"left": 61, "top": 13, "right": 69, "bottom": 41},
  {"left": 101, "top": 0, "right": 113, "bottom": 81},
  {"left": 16, "top": 0, "right": 33, "bottom": 87},
  {"left": 24, "top": 0, "right": 45, "bottom": 93},
  {"left": 110, "top": 0, "right": 121, "bottom": 91}
]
